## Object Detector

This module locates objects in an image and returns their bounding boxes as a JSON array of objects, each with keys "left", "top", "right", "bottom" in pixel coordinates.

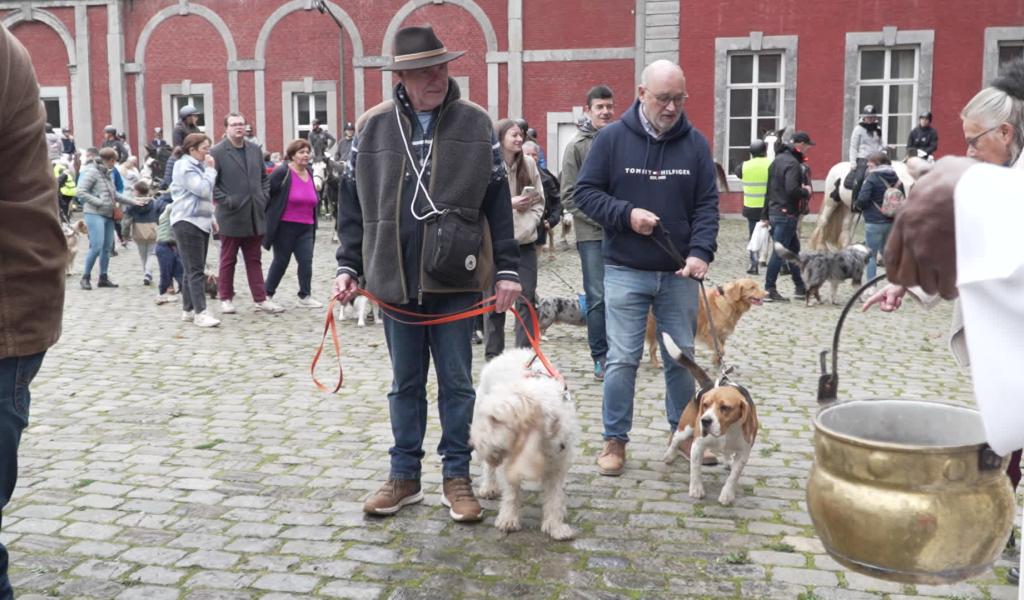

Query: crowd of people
[{"left": 8, "top": 16, "right": 1023, "bottom": 596}]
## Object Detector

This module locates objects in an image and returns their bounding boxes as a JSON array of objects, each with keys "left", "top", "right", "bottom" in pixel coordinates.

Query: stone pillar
[
  {"left": 73, "top": 4, "right": 93, "bottom": 144},
  {"left": 637, "top": 0, "right": 680, "bottom": 74},
  {"left": 107, "top": 0, "right": 128, "bottom": 135},
  {"left": 507, "top": 0, "right": 523, "bottom": 119}
]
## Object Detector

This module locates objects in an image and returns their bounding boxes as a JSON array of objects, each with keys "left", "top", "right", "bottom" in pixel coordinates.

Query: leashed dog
[
  {"left": 470, "top": 348, "right": 577, "bottom": 540},
  {"left": 537, "top": 295, "right": 586, "bottom": 333},
  {"left": 62, "top": 219, "right": 88, "bottom": 276},
  {"left": 661, "top": 333, "right": 758, "bottom": 505},
  {"left": 647, "top": 278, "right": 767, "bottom": 368},
  {"left": 773, "top": 242, "right": 870, "bottom": 305}
]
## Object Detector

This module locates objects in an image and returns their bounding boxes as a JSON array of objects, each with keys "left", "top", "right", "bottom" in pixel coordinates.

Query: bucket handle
[{"left": 817, "top": 273, "right": 889, "bottom": 404}]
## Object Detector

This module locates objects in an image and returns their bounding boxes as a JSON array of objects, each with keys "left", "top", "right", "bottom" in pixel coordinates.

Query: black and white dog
[{"left": 773, "top": 242, "right": 870, "bottom": 305}]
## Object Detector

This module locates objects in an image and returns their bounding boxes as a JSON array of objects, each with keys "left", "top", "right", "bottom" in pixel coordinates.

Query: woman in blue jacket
[{"left": 854, "top": 151, "right": 902, "bottom": 282}]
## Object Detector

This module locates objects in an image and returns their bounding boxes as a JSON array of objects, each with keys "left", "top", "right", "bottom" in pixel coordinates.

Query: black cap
[
  {"left": 791, "top": 131, "right": 815, "bottom": 146},
  {"left": 920, "top": 111, "right": 932, "bottom": 120},
  {"left": 344, "top": 122, "right": 355, "bottom": 131}
]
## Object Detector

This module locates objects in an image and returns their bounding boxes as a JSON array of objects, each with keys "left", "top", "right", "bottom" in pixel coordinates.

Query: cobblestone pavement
[{"left": 4, "top": 218, "right": 1020, "bottom": 600}]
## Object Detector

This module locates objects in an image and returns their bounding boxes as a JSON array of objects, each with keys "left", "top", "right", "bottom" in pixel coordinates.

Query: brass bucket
[{"left": 807, "top": 275, "right": 1015, "bottom": 584}]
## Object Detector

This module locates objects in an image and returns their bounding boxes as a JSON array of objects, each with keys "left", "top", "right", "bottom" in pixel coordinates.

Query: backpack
[{"left": 879, "top": 179, "right": 905, "bottom": 217}]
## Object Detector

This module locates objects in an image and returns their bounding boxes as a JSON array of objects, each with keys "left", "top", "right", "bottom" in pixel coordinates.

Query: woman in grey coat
[{"left": 76, "top": 147, "right": 146, "bottom": 290}]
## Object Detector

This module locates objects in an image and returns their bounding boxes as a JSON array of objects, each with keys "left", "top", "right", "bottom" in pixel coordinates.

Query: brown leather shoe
[
  {"left": 679, "top": 435, "right": 720, "bottom": 466},
  {"left": 362, "top": 479, "right": 423, "bottom": 515},
  {"left": 441, "top": 477, "right": 483, "bottom": 522},
  {"left": 597, "top": 439, "right": 626, "bottom": 476}
]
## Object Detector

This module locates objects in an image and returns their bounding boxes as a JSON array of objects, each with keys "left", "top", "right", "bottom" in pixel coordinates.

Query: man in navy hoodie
[{"left": 574, "top": 60, "right": 719, "bottom": 476}]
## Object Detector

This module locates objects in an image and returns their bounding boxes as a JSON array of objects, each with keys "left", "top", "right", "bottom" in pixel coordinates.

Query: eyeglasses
[
  {"left": 965, "top": 125, "right": 1001, "bottom": 150},
  {"left": 227, "top": 122, "right": 246, "bottom": 128},
  {"left": 651, "top": 93, "right": 688, "bottom": 107}
]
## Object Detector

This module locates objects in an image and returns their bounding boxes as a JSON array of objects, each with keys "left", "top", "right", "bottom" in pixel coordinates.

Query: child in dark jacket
[
  {"left": 152, "top": 192, "right": 183, "bottom": 303},
  {"left": 855, "top": 151, "right": 903, "bottom": 281}
]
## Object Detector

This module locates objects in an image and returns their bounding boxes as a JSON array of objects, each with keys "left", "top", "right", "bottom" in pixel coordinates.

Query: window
[
  {"left": 172, "top": 94, "right": 206, "bottom": 132},
  {"left": 998, "top": 41, "right": 1024, "bottom": 76},
  {"left": 725, "top": 52, "right": 783, "bottom": 174},
  {"left": 39, "top": 86, "right": 68, "bottom": 131},
  {"left": 293, "top": 93, "right": 328, "bottom": 140},
  {"left": 857, "top": 47, "right": 917, "bottom": 154}
]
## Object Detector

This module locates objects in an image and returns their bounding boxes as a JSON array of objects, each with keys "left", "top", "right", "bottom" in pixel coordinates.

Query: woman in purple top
[{"left": 264, "top": 139, "right": 322, "bottom": 307}]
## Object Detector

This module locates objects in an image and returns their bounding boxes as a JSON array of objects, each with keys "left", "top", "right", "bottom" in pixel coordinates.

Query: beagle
[{"left": 661, "top": 333, "right": 758, "bottom": 505}]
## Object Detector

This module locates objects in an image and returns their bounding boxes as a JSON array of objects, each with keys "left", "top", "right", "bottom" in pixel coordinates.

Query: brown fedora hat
[{"left": 381, "top": 25, "right": 465, "bottom": 71}]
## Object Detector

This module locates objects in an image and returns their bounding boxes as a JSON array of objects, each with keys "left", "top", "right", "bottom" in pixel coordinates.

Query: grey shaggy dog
[
  {"left": 773, "top": 242, "right": 870, "bottom": 305},
  {"left": 537, "top": 295, "right": 586, "bottom": 333}
]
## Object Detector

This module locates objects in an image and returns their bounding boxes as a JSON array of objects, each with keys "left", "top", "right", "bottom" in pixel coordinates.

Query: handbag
[
  {"left": 422, "top": 209, "right": 484, "bottom": 288},
  {"left": 112, "top": 205, "right": 123, "bottom": 221},
  {"left": 133, "top": 221, "right": 157, "bottom": 243}
]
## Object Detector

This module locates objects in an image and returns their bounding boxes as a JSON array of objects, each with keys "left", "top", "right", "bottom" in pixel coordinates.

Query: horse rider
[
  {"left": 308, "top": 119, "right": 336, "bottom": 162},
  {"left": 847, "top": 105, "right": 886, "bottom": 204},
  {"left": 734, "top": 139, "right": 770, "bottom": 274},
  {"left": 906, "top": 111, "right": 938, "bottom": 160}
]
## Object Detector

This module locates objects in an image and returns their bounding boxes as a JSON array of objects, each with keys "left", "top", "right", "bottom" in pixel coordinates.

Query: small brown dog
[
  {"left": 62, "top": 219, "right": 88, "bottom": 276},
  {"left": 647, "top": 278, "right": 767, "bottom": 368},
  {"left": 204, "top": 273, "right": 219, "bottom": 299}
]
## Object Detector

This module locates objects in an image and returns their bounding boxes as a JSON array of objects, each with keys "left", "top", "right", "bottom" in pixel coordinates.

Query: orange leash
[{"left": 311, "top": 290, "right": 562, "bottom": 393}]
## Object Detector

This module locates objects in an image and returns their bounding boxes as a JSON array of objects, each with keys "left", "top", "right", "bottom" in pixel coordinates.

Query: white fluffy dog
[{"left": 470, "top": 348, "right": 577, "bottom": 540}]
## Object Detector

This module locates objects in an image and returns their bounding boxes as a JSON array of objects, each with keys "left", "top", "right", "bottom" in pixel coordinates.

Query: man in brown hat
[{"left": 332, "top": 25, "right": 521, "bottom": 522}]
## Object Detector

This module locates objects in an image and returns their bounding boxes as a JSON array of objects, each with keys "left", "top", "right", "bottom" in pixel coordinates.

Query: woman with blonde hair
[{"left": 483, "top": 119, "right": 545, "bottom": 360}]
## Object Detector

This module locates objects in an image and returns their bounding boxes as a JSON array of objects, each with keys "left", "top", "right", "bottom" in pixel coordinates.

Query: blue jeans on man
[
  {"left": 765, "top": 214, "right": 807, "bottom": 295},
  {"left": 576, "top": 240, "right": 607, "bottom": 368},
  {"left": 381, "top": 292, "right": 477, "bottom": 481},
  {"left": 602, "top": 266, "right": 698, "bottom": 441},
  {"left": 0, "top": 352, "right": 46, "bottom": 600}
]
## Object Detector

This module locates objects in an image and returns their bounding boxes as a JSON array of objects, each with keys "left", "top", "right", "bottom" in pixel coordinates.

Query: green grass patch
[
  {"left": 193, "top": 438, "right": 225, "bottom": 450},
  {"left": 764, "top": 541, "right": 796, "bottom": 553},
  {"left": 723, "top": 550, "right": 750, "bottom": 565},
  {"left": 72, "top": 479, "right": 95, "bottom": 489}
]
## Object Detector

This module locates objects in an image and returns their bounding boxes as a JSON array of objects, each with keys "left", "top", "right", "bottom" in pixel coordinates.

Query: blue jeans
[
  {"left": 382, "top": 292, "right": 478, "bottom": 480},
  {"left": 0, "top": 352, "right": 46, "bottom": 600},
  {"left": 864, "top": 221, "right": 892, "bottom": 281},
  {"left": 577, "top": 240, "right": 607, "bottom": 363},
  {"left": 765, "top": 214, "right": 807, "bottom": 292},
  {"left": 265, "top": 222, "right": 316, "bottom": 299},
  {"left": 155, "top": 243, "right": 184, "bottom": 295},
  {"left": 82, "top": 212, "right": 114, "bottom": 278},
  {"left": 602, "top": 266, "right": 698, "bottom": 441}
]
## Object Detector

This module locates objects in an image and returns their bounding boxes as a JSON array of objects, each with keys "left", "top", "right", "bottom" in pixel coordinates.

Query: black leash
[{"left": 650, "top": 223, "right": 728, "bottom": 373}]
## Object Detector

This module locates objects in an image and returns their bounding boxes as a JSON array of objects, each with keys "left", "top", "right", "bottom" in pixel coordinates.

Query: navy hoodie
[{"left": 574, "top": 100, "right": 719, "bottom": 271}]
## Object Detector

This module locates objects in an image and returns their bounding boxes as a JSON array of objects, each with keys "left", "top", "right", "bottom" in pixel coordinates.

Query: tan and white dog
[
  {"left": 661, "top": 333, "right": 758, "bottom": 505},
  {"left": 62, "top": 219, "right": 88, "bottom": 276},
  {"left": 470, "top": 348, "right": 577, "bottom": 540}
]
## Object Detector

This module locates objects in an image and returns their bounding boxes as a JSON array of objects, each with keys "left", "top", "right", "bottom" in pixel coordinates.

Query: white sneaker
[
  {"left": 220, "top": 300, "right": 237, "bottom": 314},
  {"left": 296, "top": 296, "right": 323, "bottom": 309},
  {"left": 255, "top": 299, "right": 285, "bottom": 313},
  {"left": 193, "top": 311, "right": 221, "bottom": 328},
  {"left": 181, "top": 310, "right": 194, "bottom": 322},
  {"left": 155, "top": 294, "right": 173, "bottom": 305}
]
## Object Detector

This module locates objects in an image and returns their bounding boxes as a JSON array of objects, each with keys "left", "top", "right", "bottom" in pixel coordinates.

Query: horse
[
  {"left": 808, "top": 160, "right": 914, "bottom": 250},
  {"left": 312, "top": 158, "right": 340, "bottom": 221}
]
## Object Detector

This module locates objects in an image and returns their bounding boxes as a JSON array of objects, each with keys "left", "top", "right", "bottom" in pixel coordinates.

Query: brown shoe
[
  {"left": 597, "top": 439, "right": 626, "bottom": 476},
  {"left": 362, "top": 479, "right": 423, "bottom": 515},
  {"left": 679, "top": 436, "right": 720, "bottom": 466},
  {"left": 441, "top": 477, "right": 483, "bottom": 522}
]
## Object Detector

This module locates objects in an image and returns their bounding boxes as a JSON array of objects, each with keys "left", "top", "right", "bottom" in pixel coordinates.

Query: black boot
[
  {"left": 746, "top": 251, "right": 759, "bottom": 275},
  {"left": 1008, "top": 567, "right": 1019, "bottom": 585},
  {"left": 97, "top": 274, "right": 119, "bottom": 288},
  {"left": 80, "top": 276, "right": 92, "bottom": 290}
]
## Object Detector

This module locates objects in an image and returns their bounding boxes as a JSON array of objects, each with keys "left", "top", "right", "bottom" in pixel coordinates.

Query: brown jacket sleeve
[{"left": 0, "top": 25, "right": 66, "bottom": 357}]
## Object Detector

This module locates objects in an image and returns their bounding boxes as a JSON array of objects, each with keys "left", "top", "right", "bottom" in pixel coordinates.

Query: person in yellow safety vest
[
  {"left": 53, "top": 160, "right": 77, "bottom": 222},
  {"left": 734, "top": 140, "right": 770, "bottom": 274}
]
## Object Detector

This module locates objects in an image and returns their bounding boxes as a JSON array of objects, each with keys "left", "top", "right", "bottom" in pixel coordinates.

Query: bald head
[{"left": 638, "top": 60, "right": 688, "bottom": 134}]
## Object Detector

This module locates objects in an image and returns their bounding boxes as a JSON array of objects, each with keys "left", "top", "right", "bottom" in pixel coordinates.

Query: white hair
[
  {"left": 961, "top": 85, "right": 1024, "bottom": 166},
  {"left": 521, "top": 140, "right": 540, "bottom": 153}
]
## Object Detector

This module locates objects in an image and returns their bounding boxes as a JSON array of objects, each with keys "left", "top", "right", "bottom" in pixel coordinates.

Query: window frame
[
  {"left": 855, "top": 46, "right": 919, "bottom": 155},
  {"left": 292, "top": 92, "right": 329, "bottom": 141},
  {"left": 843, "top": 29, "right": 933, "bottom": 162},
  {"left": 160, "top": 82, "right": 214, "bottom": 142},
  {"left": 983, "top": 27, "right": 1024, "bottom": 86},
  {"left": 39, "top": 86, "right": 69, "bottom": 131},
  {"left": 280, "top": 80, "right": 337, "bottom": 151},
  {"left": 724, "top": 51, "right": 786, "bottom": 177},
  {"left": 714, "top": 33, "right": 798, "bottom": 191}
]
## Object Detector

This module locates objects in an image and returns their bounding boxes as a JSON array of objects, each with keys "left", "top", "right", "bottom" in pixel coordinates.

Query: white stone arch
[
  {"left": 254, "top": 0, "right": 366, "bottom": 151},
  {"left": 130, "top": 3, "right": 239, "bottom": 154},
  {"left": 3, "top": 8, "right": 75, "bottom": 65},
  {"left": 3, "top": 7, "right": 92, "bottom": 144},
  {"left": 380, "top": 0, "right": 500, "bottom": 117}
]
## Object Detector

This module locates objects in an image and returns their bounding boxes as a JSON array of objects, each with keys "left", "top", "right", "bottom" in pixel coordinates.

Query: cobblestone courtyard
[{"left": 4, "top": 218, "right": 1020, "bottom": 599}]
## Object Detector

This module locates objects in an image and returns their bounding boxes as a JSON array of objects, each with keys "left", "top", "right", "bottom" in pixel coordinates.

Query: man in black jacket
[
  {"left": 762, "top": 131, "right": 812, "bottom": 302},
  {"left": 906, "top": 112, "right": 938, "bottom": 159},
  {"left": 332, "top": 26, "right": 520, "bottom": 523}
]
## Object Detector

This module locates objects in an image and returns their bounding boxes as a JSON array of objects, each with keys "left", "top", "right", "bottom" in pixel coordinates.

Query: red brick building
[{"left": 5, "top": 0, "right": 1023, "bottom": 211}]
